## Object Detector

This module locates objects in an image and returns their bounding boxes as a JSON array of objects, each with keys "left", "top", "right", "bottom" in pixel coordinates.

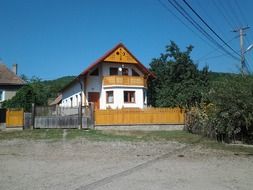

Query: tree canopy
[{"left": 148, "top": 41, "right": 208, "bottom": 108}]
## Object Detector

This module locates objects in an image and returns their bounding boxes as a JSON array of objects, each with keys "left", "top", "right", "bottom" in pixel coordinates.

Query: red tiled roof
[{"left": 0, "top": 64, "right": 26, "bottom": 85}]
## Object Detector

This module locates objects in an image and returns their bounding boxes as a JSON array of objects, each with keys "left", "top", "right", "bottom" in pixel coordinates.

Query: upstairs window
[
  {"left": 0, "top": 90, "right": 3, "bottom": 101},
  {"left": 106, "top": 91, "right": 114, "bottom": 103},
  {"left": 90, "top": 68, "right": 99, "bottom": 76},
  {"left": 110, "top": 67, "right": 118, "bottom": 75},
  {"left": 124, "top": 91, "right": 135, "bottom": 103},
  {"left": 132, "top": 69, "right": 140, "bottom": 76},
  {"left": 122, "top": 68, "right": 128, "bottom": 76}
]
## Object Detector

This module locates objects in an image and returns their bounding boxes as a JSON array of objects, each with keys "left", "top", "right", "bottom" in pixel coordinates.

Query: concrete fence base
[{"left": 95, "top": 124, "right": 184, "bottom": 131}]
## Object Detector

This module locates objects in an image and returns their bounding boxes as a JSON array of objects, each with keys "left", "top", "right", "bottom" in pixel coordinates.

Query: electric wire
[
  {"left": 157, "top": 0, "right": 217, "bottom": 51},
  {"left": 182, "top": 0, "right": 241, "bottom": 58},
  {"left": 168, "top": 0, "right": 240, "bottom": 61}
]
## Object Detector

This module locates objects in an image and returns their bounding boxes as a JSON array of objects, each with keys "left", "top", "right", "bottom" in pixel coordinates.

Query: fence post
[
  {"left": 31, "top": 103, "right": 35, "bottom": 129},
  {"left": 88, "top": 103, "right": 95, "bottom": 129},
  {"left": 79, "top": 103, "right": 82, "bottom": 129}
]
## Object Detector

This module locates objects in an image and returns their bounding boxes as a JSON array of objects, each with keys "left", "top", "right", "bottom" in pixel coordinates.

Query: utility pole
[{"left": 233, "top": 26, "right": 250, "bottom": 75}]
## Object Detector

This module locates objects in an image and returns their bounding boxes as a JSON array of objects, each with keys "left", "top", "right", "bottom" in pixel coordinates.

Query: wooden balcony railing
[{"left": 103, "top": 76, "right": 147, "bottom": 87}]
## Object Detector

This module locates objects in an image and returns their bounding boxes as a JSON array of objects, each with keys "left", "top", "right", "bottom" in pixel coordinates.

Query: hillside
[{"left": 42, "top": 76, "right": 75, "bottom": 101}]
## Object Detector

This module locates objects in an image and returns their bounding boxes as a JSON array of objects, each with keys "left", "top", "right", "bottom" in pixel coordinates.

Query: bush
[{"left": 186, "top": 75, "right": 253, "bottom": 144}]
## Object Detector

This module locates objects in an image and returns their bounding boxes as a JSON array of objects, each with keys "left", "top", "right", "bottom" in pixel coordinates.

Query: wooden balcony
[{"left": 103, "top": 76, "right": 147, "bottom": 87}]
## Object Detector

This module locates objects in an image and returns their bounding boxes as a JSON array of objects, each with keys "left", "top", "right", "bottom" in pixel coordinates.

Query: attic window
[
  {"left": 90, "top": 68, "right": 99, "bottom": 76},
  {"left": 110, "top": 67, "right": 118, "bottom": 75},
  {"left": 132, "top": 69, "right": 140, "bottom": 76},
  {"left": 122, "top": 68, "right": 128, "bottom": 76},
  {"left": 0, "top": 90, "right": 3, "bottom": 101}
]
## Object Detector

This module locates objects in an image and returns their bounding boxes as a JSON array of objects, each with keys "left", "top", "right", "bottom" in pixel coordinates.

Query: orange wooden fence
[
  {"left": 6, "top": 109, "right": 24, "bottom": 128},
  {"left": 95, "top": 108, "right": 185, "bottom": 125}
]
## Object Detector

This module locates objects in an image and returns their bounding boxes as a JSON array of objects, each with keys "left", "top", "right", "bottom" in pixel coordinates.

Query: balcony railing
[{"left": 103, "top": 76, "right": 147, "bottom": 87}]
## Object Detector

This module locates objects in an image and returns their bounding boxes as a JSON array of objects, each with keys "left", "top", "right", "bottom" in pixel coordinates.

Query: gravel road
[{"left": 0, "top": 139, "right": 252, "bottom": 190}]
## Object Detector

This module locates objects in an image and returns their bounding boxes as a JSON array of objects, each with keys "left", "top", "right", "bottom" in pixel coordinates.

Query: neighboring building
[
  {"left": 59, "top": 43, "right": 154, "bottom": 109},
  {"left": 0, "top": 64, "right": 26, "bottom": 107}
]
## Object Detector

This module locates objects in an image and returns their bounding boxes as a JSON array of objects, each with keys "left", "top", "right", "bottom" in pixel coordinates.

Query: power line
[
  {"left": 227, "top": 0, "right": 243, "bottom": 27},
  {"left": 168, "top": 0, "right": 218, "bottom": 47},
  {"left": 157, "top": 0, "right": 217, "bottom": 50},
  {"left": 219, "top": 0, "right": 239, "bottom": 28},
  {"left": 196, "top": 36, "right": 238, "bottom": 61},
  {"left": 166, "top": 0, "right": 240, "bottom": 61},
  {"left": 195, "top": 0, "right": 226, "bottom": 39},
  {"left": 234, "top": 0, "right": 248, "bottom": 25},
  {"left": 212, "top": 0, "right": 234, "bottom": 29},
  {"left": 182, "top": 0, "right": 241, "bottom": 59}
]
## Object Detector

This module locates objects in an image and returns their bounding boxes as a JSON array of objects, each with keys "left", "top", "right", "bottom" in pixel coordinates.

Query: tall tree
[
  {"left": 2, "top": 77, "right": 50, "bottom": 111},
  {"left": 148, "top": 41, "right": 209, "bottom": 108}
]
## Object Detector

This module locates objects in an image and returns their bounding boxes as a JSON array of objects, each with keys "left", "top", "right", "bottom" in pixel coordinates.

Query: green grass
[{"left": 0, "top": 129, "right": 253, "bottom": 154}]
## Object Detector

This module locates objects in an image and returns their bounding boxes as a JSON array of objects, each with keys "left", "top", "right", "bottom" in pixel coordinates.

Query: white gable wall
[{"left": 60, "top": 81, "right": 83, "bottom": 107}]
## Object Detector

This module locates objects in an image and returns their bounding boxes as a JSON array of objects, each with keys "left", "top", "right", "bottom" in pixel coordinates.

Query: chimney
[{"left": 12, "top": 64, "right": 17, "bottom": 75}]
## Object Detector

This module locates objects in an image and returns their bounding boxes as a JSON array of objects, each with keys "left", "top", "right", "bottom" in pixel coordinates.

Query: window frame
[
  {"left": 106, "top": 91, "right": 114, "bottom": 104},
  {"left": 0, "top": 90, "right": 4, "bottom": 102},
  {"left": 122, "top": 68, "right": 129, "bottom": 76},
  {"left": 90, "top": 68, "right": 99, "bottom": 76},
  {"left": 109, "top": 67, "right": 118, "bottom": 76},
  {"left": 124, "top": 91, "right": 135, "bottom": 103}
]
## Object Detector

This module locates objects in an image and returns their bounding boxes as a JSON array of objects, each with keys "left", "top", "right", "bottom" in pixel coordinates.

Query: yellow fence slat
[
  {"left": 95, "top": 108, "right": 185, "bottom": 125},
  {"left": 6, "top": 109, "right": 24, "bottom": 128}
]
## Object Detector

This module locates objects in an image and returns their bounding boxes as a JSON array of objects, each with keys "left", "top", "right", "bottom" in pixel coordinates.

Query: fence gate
[
  {"left": 34, "top": 106, "right": 92, "bottom": 129},
  {"left": 6, "top": 108, "right": 24, "bottom": 128}
]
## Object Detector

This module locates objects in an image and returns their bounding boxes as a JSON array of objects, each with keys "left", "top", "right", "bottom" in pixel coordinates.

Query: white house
[{"left": 58, "top": 43, "right": 154, "bottom": 110}]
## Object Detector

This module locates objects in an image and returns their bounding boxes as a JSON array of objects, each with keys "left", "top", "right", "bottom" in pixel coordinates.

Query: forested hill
[{"left": 42, "top": 76, "right": 75, "bottom": 100}]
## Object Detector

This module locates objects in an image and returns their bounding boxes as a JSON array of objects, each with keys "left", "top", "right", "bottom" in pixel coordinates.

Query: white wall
[
  {"left": 61, "top": 81, "right": 83, "bottom": 107},
  {"left": 100, "top": 87, "right": 147, "bottom": 109}
]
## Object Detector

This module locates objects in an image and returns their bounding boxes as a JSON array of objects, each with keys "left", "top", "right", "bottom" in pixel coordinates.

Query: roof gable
[
  {"left": 104, "top": 46, "right": 138, "bottom": 64},
  {"left": 80, "top": 43, "right": 153, "bottom": 76}
]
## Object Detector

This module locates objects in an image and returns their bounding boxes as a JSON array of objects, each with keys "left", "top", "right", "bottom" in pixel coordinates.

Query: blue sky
[{"left": 1, "top": 0, "right": 253, "bottom": 80}]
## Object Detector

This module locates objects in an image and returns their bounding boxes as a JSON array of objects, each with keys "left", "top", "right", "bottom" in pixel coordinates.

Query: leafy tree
[
  {"left": 2, "top": 77, "right": 50, "bottom": 111},
  {"left": 148, "top": 41, "right": 209, "bottom": 108}
]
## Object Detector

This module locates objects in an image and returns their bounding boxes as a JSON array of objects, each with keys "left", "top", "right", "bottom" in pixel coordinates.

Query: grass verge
[{"left": 0, "top": 129, "right": 253, "bottom": 154}]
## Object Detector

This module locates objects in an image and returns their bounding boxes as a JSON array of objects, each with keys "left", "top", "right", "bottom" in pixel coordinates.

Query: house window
[
  {"left": 70, "top": 97, "right": 73, "bottom": 107},
  {"left": 0, "top": 90, "right": 4, "bottom": 101},
  {"left": 76, "top": 95, "right": 79, "bottom": 106},
  {"left": 106, "top": 91, "right": 114, "bottom": 103},
  {"left": 132, "top": 69, "right": 140, "bottom": 76},
  {"left": 124, "top": 91, "right": 135, "bottom": 103},
  {"left": 110, "top": 67, "right": 118, "bottom": 75},
  {"left": 122, "top": 68, "right": 128, "bottom": 76},
  {"left": 90, "top": 68, "right": 99, "bottom": 76},
  {"left": 143, "top": 91, "right": 147, "bottom": 105}
]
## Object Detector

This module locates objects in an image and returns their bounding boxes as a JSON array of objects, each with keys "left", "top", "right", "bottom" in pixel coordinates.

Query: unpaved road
[{"left": 0, "top": 139, "right": 252, "bottom": 190}]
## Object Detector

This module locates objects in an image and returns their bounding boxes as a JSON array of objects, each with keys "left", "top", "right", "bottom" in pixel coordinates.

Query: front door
[{"left": 88, "top": 92, "right": 100, "bottom": 109}]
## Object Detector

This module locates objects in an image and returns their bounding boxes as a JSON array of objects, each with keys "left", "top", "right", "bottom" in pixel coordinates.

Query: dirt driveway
[{"left": 0, "top": 138, "right": 252, "bottom": 190}]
